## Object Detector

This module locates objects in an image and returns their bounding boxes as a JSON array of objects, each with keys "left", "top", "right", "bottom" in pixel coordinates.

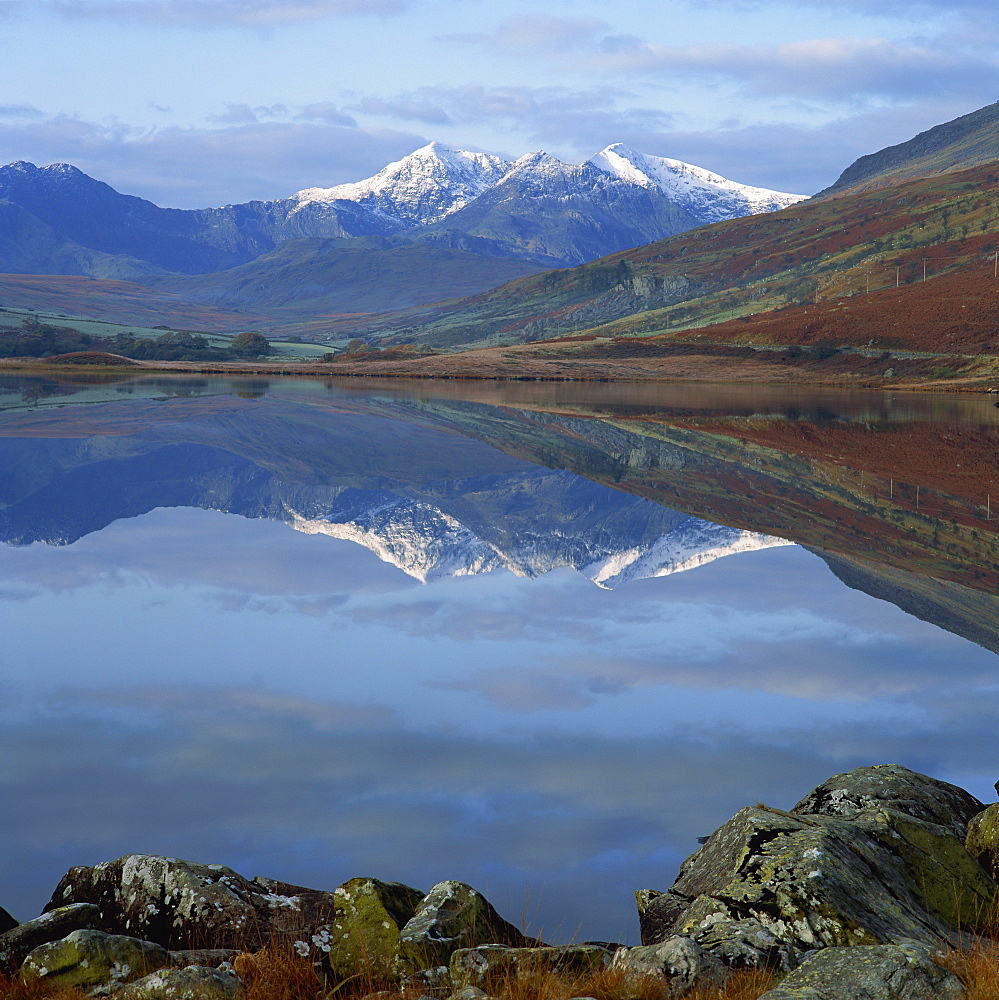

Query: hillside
[
  {"left": 814, "top": 100, "right": 999, "bottom": 199},
  {"left": 147, "top": 236, "right": 543, "bottom": 317}
]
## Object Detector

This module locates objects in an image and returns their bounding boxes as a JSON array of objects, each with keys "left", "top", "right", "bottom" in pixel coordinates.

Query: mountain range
[
  {"left": 1, "top": 100, "right": 997, "bottom": 349},
  {"left": 0, "top": 396, "right": 790, "bottom": 588},
  {"left": 321, "top": 101, "right": 999, "bottom": 352},
  {"left": 0, "top": 142, "right": 803, "bottom": 321}
]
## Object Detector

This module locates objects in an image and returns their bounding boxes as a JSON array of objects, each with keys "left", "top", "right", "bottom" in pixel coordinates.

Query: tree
[{"left": 230, "top": 331, "right": 270, "bottom": 358}]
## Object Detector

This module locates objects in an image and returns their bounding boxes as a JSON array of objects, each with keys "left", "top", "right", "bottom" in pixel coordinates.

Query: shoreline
[{"left": 2, "top": 350, "right": 997, "bottom": 393}]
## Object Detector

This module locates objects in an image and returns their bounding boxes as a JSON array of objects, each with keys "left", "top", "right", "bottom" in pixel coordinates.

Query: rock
[
  {"left": 638, "top": 766, "right": 997, "bottom": 964},
  {"left": 756, "top": 943, "right": 965, "bottom": 999},
  {"left": 695, "top": 917, "right": 799, "bottom": 972},
  {"left": 323, "top": 877, "right": 424, "bottom": 980},
  {"left": 20, "top": 928, "right": 170, "bottom": 991},
  {"left": 112, "top": 965, "right": 241, "bottom": 1000},
  {"left": 609, "top": 937, "right": 725, "bottom": 996},
  {"left": 791, "top": 764, "right": 985, "bottom": 839},
  {"left": 402, "top": 964, "right": 453, "bottom": 993},
  {"left": 398, "top": 881, "right": 539, "bottom": 974},
  {"left": 0, "top": 902, "right": 102, "bottom": 975},
  {"left": 447, "top": 988, "right": 488, "bottom": 1000},
  {"left": 44, "top": 855, "right": 340, "bottom": 951},
  {"left": 966, "top": 803, "right": 999, "bottom": 880},
  {"left": 167, "top": 949, "right": 240, "bottom": 968},
  {"left": 450, "top": 944, "right": 610, "bottom": 991},
  {"left": 0, "top": 905, "right": 16, "bottom": 936}
]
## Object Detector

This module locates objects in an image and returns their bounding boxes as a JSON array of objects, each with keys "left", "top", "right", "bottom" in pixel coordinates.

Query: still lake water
[{"left": 1, "top": 373, "right": 998, "bottom": 943}]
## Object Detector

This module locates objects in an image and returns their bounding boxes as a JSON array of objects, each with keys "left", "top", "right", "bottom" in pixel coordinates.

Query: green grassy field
[{"left": 0, "top": 305, "right": 333, "bottom": 359}]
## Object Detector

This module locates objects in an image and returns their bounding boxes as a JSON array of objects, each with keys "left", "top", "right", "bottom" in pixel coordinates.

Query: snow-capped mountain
[
  {"left": 285, "top": 493, "right": 792, "bottom": 586},
  {"left": 293, "top": 141, "right": 511, "bottom": 228},
  {"left": 589, "top": 143, "right": 806, "bottom": 222},
  {"left": 0, "top": 142, "right": 806, "bottom": 281}
]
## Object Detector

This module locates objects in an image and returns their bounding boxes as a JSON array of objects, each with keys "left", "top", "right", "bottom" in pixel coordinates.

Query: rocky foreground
[{"left": 4, "top": 765, "right": 999, "bottom": 999}]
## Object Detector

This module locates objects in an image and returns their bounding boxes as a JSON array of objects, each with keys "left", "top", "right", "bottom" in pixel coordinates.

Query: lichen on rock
[
  {"left": 755, "top": 943, "right": 965, "bottom": 1000},
  {"left": 966, "top": 802, "right": 999, "bottom": 880},
  {"left": 322, "top": 877, "right": 423, "bottom": 980},
  {"left": 20, "top": 928, "right": 170, "bottom": 991},
  {"left": 638, "top": 765, "right": 998, "bottom": 973},
  {"left": 398, "top": 880, "right": 539, "bottom": 975},
  {"left": 450, "top": 944, "right": 611, "bottom": 991}
]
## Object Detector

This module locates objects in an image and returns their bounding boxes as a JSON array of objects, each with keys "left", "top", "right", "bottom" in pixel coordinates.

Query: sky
[{"left": 0, "top": 0, "right": 996, "bottom": 206}]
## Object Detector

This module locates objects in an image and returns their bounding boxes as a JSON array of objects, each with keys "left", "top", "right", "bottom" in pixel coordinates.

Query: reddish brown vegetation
[{"left": 694, "top": 267, "right": 999, "bottom": 353}]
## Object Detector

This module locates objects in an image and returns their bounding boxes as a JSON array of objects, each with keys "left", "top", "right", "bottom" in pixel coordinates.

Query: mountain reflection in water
[{"left": 0, "top": 373, "right": 997, "bottom": 942}]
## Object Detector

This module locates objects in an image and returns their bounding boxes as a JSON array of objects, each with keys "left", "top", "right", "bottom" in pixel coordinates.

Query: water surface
[{"left": 1, "top": 373, "right": 997, "bottom": 942}]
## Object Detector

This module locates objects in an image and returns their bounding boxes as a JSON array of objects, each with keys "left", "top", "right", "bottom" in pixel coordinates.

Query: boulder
[
  {"left": 609, "top": 937, "right": 725, "bottom": 996},
  {"left": 0, "top": 902, "right": 102, "bottom": 975},
  {"left": 167, "top": 949, "right": 240, "bottom": 968},
  {"left": 756, "top": 943, "right": 965, "bottom": 1000},
  {"left": 450, "top": 944, "right": 611, "bottom": 991},
  {"left": 20, "top": 928, "right": 170, "bottom": 991},
  {"left": 0, "top": 905, "right": 16, "bottom": 936},
  {"left": 321, "top": 877, "right": 424, "bottom": 980},
  {"left": 638, "top": 766, "right": 997, "bottom": 968},
  {"left": 791, "top": 765, "right": 985, "bottom": 839},
  {"left": 966, "top": 803, "right": 999, "bottom": 880},
  {"left": 44, "top": 855, "right": 340, "bottom": 951},
  {"left": 112, "top": 965, "right": 240, "bottom": 1000},
  {"left": 398, "top": 880, "right": 539, "bottom": 974}
]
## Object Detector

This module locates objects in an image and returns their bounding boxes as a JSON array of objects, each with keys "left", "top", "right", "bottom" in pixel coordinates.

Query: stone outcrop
[
  {"left": 112, "top": 964, "right": 241, "bottom": 1000},
  {"left": 44, "top": 856, "right": 342, "bottom": 951},
  {"left": 3, "top": 764, "right": 996, "bottom": 999},
  {"left": 322, "top": 877, "right": 424, "bottom": 979},
  {"left": 966, "top": 802, "right": 999, "bottom": 880},
  {"left": 0, "top": 901, "right": 102, "bottom": 975},
  {"left": 397, "top": 880, "right": 540, "bottom": 974},
  {"left": 20, "top": 928, "right": 170, "bottom": 991},
  {"left": 756, "top": 942, "right": 965, "bottom": 1000},
  {"left": 450, "top": 944, "right": 610, "bottom": 990},
  {"left": 638, "top": 765, "right": 995, "bottom": 969},
  {"left": 609, "top": 937, "right": 725, "bottom": 996}
]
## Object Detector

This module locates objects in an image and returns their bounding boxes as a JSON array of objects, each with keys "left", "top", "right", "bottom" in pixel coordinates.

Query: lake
[{"left": 1, "top": 372, "right": 997, "bottom": 945}]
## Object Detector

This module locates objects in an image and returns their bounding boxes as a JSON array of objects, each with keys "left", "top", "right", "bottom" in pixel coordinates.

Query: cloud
[
  {"left": 43, "top": 0, "right": 409, "bottom": 27},
  {"left": 0, "top": 103, "right": 44, "bottom": 119},
  {"left": 355, "top": 83, "right": 676, "bottom": 151},
  {"left": 445, "top": 14, "right": 607, "bottom": 55},
  {"left": 0, "top": 113, "right": 427, "bottom": 207},
  {"left": 349, "top": 97, "right": 453, "bottom": 127},
  {"left": 583, "top": 36, "right": 998, "bottom": 103}
]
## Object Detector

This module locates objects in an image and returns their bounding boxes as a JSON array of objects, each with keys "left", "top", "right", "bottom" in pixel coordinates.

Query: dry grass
[{"left": 944, "top": 941, "right": 999, "bottom": 1000}]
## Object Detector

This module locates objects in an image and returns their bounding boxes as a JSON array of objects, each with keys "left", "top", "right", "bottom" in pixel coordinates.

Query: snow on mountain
[
  {"left": 285, "top": 496, "right": 792, "bottom": 586},
  {"left": 588, "top": 143, "right": 807, "bottom": 222},
  {"left": 291, "top": 141, "right": 804, "bottom": 240},
  {"left": 292, "top": 141, "right": 511, "bottom": 227}
]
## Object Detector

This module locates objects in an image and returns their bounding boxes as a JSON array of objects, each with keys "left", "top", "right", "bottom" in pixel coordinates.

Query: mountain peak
[
  {"left": 292, "top": 143, "right": 511, "bottom": 226},
  {"left": 589, "top": 143, "right": 806, "bottom": 221}
]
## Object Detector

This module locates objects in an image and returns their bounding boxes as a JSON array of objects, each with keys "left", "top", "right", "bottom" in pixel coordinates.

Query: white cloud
[
  {"left": 444, "top": 14, "right": 607, "bottom": 54},
  {"left": 0, "top": 113, "right": 427, "bottom": 207},
  {"left": 44, "top": 0, "right": 409, "bottom": 26},
  {"left": 583, "top": 35, "right": 998, "bottom": 103}
]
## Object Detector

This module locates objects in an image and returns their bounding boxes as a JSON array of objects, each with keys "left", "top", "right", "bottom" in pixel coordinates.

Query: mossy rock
[
  {"left": 0, "top": 902, "right": 102, "bottom": 975},
  {"left": 325, "top": 877, "right": 424, "bottom": 981},
  {"left": 112, "top": 964, "right": 241, "bottom": 1000},
  {"left": 639, "top": 766, "right": 998, "bottom": 973},
  {"left": 757, "top": 943, "right": 964, "bottom": 1000},
  {"left": 398, "top": 880, "right": 538, "bottom": 975},
  {"left": 966, "top": 802, "right": 999, "bottom": 880},
  {"left": 450, "top": 944, "right": 610, "bottom": 990},
  {"left": 20, "top": 928, "right": 169, "bottom": 991}
]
